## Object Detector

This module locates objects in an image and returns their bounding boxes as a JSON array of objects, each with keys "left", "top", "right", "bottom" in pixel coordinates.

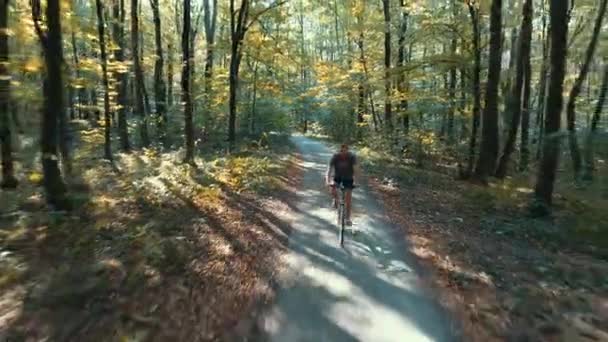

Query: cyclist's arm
[
  {"left": 325, "top": 158, "right": 334, "bottom": 184},
  {"left": 352, "top": 154, "right": 359, "bottom": 184},
  {"left": 326, "top": 165, "right": 334, "bottom": 184}
]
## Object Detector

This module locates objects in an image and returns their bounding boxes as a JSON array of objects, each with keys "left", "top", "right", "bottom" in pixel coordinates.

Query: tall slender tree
[
  {"left": 474, "top": 0, "right": 502, "bottom": 182},
  {"left": 397, "top": 1, "right": 409, "bottom": 134},
  {"left": 0, "top": 0, "right": 16, "bottom": 189},
  {"left": 533, "top": 0, "right": 569, "bottom": 211},
  {"left": 96, "top": 0, "right": 112, "bottom": 160},
  {"left": 228, "top": 0, "right": 286, "bottom": 147},
  {"left": 565, "top": 0, "right": 607, "bottom": 179},
  {"left": 228, "top": 0, "right": 249, "bottom": 147},
  {"left": 447, "top": 0, "right": 457, "bottom": 142},
  {"left": 203, "top": 0, "right": 218, "bottom": 133},
  {"left": 582, "top": 64, "right": 608, "bottom": 181},
  {"left": 113, "top": 0, "right": 130, "bottom": 151},
  {"left": 536, "top": 0, "right": 549, "bottom": 159},
  {"left": 150, "top": 0, "right": 167, "bottom": 144},
  {"left": 33, "top": 0, "right": 70, "bottom": 209},
  {"left": 182, "top": 0, "right": 194, "bottom": 163},
  {"left": 495, "top": 0, "right": 533, "bottom": 178},
  {"left": 131, "top": 0, "right": 149, "bottom": 146},
  {"left": 466, "top": 0, "right": 481, "bottom": 177},
  {"left": 519, "top": 42, "right": 532, "bottom": 171},
  {"left": 203, "top": 0, "right": 218, "bottom": 92},
  {"left": 381, "top": 0, "right": 393, "bottom": 132}
]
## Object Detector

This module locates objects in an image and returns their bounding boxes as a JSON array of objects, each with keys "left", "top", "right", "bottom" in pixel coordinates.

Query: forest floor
[
  {"left": 360, "top": 146, "right": 608, "bottom": 342},
  {"left": 0, "top": 123, "right": 302, "bottom": 341}
]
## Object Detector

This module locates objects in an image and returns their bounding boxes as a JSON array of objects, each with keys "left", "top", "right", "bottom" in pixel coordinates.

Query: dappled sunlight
[
  {"left": 1, "top": 125, "right": 302, "bottom": 340},
  {"left": 259, "top": 137, "right": 456, "bottom": 341}
]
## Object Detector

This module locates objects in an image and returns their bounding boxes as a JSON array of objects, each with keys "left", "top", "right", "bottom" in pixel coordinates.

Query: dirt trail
[{"left": 255, "top": 136, "right": 459, "bottom": 342}]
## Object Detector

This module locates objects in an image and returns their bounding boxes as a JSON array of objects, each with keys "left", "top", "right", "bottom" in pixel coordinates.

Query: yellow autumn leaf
[
  {"left": 28, "top": 172, "right": 43, "bottom": 184},
  {"left": 24, "top": 57, "right": 43, "bottom": 73}
]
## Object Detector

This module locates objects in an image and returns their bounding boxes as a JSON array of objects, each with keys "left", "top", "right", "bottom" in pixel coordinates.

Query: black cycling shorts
[{"left": 333, "top": 177, "right": 354, "bottom": 189}]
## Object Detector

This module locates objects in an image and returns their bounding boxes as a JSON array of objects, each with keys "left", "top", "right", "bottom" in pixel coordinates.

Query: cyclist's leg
[
  {"left": 344, "top": 179, "right": 354, "bottom": 223},
  {"left": 331, "top": 177, "right": 339, "bottom": 208}
]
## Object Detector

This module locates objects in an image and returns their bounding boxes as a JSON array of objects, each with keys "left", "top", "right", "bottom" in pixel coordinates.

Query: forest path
[{"left": 255, "top": 136, "right": 459, "bottom": 342}]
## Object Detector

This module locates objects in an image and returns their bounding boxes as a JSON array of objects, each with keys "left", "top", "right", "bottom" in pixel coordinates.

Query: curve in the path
[{"left": 257, "top": 136, "right": 459, "bottom": 342}]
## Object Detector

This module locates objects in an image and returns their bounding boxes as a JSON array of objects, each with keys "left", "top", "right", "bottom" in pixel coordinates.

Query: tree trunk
[
  {"left": 150, "top": 0, "right": 167, "bottom": 144},
  {"left": 565, "top": 0, "right": 607, "bottom": 179},
  {"left": 38, "top": 0, "right": 70, "bottom": 209},
  {"left": 203, "top": 0, "right": 218, "bottom": 133},
  {"left": 582, "top": 64, "right": 608, "bottom": 181},
  {"left": 249, "top": 61, "right": 258, "bottom": 135},
  {"left": 131, "top": 0, "right": 149, "bottom": 146},
  {"left": 182, "top": 0, "right": 194, "bottom": 163},
  {"left": 459, "top": 67, "right": 467, "bottom": 140},
  {"left": 519, "top": 44, "right": 532, "bottom": 171},
  {"left": 536, "top": 0, "right": 549, "bottom": 159},
  {"left": 356, "top": 28, "right": 365, "bottom": 138},
  {"left": 382, "top": 0, "right": 393, "bottom": 132},
  {"left": 113, "top": 0, "right": 130, "bottom": 151},
  {"left": 203, "top": 0, "right": 217, "bottom": 89},
  {"left": 70, "top": 29, "right": 81, "bottom": 119},
  {"left": 356, "top": 19, "right": 377, "bottom": 133},
  {"left": 495, "top": 0, "right": 532, "bottom": 179},
  {"left": 228, "top": 0, "right": 249, "bottom": 147},
  {"left": 332, "top": 0, "right": 340, "bottom": 57},
  {"left": 447, "top": 0, "right": 457, "bottom": 142},
  {"left": 0, "top": 0, "right": 16, "bottom": 189},
  {"left": 474, "top": 0, "right": 503, "bottom": 182},
  {"left": 533, "top": 0, "right": 569, "bottom": 212},
  {"left": 68, "top": 84, "right": 75, "bottom": 120},
  {"left": 96, "top": 0, "right": 112, "bottom": 160},
  {"left": 167, "top": 43, "right": 174, "bottom": 108},
  {"left": 397, "top": 3, "right": 409, "bottom": 135},
  {"left": 466, "top": 2, "right": 481, "bottom": 177}
]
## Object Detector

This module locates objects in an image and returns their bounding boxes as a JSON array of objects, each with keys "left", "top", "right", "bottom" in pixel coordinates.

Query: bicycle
[{"left": 335, "top": 183, "right": 355, "bottom": 247}]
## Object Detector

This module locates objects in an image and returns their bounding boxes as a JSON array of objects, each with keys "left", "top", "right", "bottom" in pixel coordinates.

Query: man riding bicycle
[{"left": 325, "top": 143, "right": 357, "bottom": 226}]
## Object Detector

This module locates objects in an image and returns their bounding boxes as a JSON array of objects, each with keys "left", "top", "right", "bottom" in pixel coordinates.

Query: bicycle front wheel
[{"left": 339, "top": 205, "right": 345, "bottom": 246}]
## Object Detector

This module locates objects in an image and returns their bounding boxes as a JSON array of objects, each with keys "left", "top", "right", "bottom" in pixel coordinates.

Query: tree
[
  {"left": 182, "top": 0, "right": 194, "bottom": 163},
  {"left": 150, "top": 0, "right": 167, "bottom": 144},
  {"left": 113, "top": 0, "right": 130, "bottom": 151},
  {"left": 0, "top": 0, "right": 17, "bottom": 189},
  {"left": 228, "top": 0, "right": 286, "bottom": 147},
  {"left": 465, "top": 0, "right": 481, "bottom": 178},
  {"left": 565, "top": 0, "right": 607, "bottom": 179},
  {"left": 533, "top": 0, "right": 569, "bottom": 212},
  {"left": 33, "top": 0, "right": 70, "bottom": 210},
  {"left": 131, "top": 0, "right": 149, "bottom": 147},
  {"left": 397, "top": 1, "right": 409, "bottom": 134},
  {"left": 582, "top": 64, "right": 608, "bottom": 181},
  {"left": 535, "top": 2, "right": 549, "bottom": 160},
  {"left": 495, "top": 0, "right": 533, "bottom": 178},
  {"left": 203, "top": 0, "right": 218, "bottom": 90},
  {"left": 381, "top": 0, "right": 392, "bottom": 132},
  {"left": 474, "top": 0, "right": 502, "bottom": 182},
  {"left": 96, "top": 0, "right": 112, "bottom": 160},
  {"left": 447, "top": 0, "right": 457, "bottom": 142},
  {"left": 519, "top": 38, "right": 532, "bottom": 171}
]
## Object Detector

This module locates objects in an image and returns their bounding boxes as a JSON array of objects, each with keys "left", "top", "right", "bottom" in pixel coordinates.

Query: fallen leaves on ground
[
  {"left": 0, "top": 136, "right": 302, "bottom": 341},
  {"left": 368, "top": 174, "right": 608, "bottom": 342}
]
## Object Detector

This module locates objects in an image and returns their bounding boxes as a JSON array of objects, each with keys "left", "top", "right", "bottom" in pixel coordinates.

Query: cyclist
[{"left": 325, "top": 143, "right": 357, "bottom": 226}]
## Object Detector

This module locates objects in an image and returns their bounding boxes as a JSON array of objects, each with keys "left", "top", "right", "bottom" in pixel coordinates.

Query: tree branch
[
  {"left": 30, "top": 0, "right": 47, "bottom": 50},
  {"left": 245, "top": 0, "right": 288, "bottom": 32}
]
